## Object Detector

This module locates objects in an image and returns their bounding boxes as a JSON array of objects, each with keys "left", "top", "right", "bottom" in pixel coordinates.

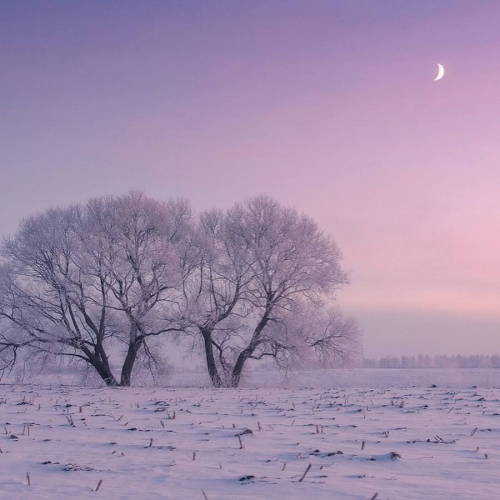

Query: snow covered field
[{"left": 1, "top": 371, "right": 499, "bottom": 499}]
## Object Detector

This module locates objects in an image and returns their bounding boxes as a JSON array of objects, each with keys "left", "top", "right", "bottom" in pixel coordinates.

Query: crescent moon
[{"left": 434, "top": 63, "right": 445, "bottom": 81}]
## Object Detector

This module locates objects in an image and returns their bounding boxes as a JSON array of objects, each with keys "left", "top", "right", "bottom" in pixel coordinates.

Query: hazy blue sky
[{"left": 2, "top": 1, "right": 500, "bottom": 356}]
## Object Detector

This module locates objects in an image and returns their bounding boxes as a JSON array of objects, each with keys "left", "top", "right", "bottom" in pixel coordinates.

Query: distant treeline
[{"left": 362, "top": 354, "right": 500, "bottom": 369}]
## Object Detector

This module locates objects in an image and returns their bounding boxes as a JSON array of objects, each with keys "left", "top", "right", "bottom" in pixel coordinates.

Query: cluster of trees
[
  {"left": 363, "top": 354, "right": 500, "bottom": 369},
  {"left": 0, "top": 193, "right": 358, "bottom": 387}
]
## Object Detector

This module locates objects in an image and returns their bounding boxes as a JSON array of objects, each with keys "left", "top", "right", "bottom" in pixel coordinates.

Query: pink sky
[{"left": 1, "top": 1, "right": 500, "bottom": 356}]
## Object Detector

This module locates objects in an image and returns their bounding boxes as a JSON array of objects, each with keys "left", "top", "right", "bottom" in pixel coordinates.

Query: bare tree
[
  {"left": 174, "top": 209, "right": 253, "bottom": 386},
  {"left": 0, "top": 193, "right": 190, "bottom": 386},
  {"left": 87, "top": 192, "right": 190, "bottom": 385},
  {"left": 0, "top": 206, "right": 120, "bottom": 384},
  {"left": 183, "top": 196, "right": 349, "bottom": 387},
  {"left": 0, "top": 193, "right": 357, "bottom": 387}
]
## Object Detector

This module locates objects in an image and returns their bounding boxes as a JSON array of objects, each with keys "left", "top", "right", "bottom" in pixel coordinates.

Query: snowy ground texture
[{"left": 1, "top": 371, "right": 500, "bottom": 499}]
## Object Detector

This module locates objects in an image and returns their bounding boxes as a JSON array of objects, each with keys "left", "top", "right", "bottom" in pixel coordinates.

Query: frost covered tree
[
  {"left": 0, "top": 206, "right": 120, "bottom": 383},
  {"left": 0, "top": 193, "right": 358, "bottom": 387},
  {"left": 176, "top": 208, "right": 254, "bottom": 387},
  {"left": 83, "top": 192, "right": 190, "bottom": 385},
  {"left": 0, "top": 193, "right": 189, "bottom": 386},
  {"left": 181, "top": 196, "right": 352, "bottom": 387}
]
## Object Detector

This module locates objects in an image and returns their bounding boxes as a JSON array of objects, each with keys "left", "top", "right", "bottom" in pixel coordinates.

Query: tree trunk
[
  {"left": 230, "top": 348, "right": 251, "bottom": 388},
  {"left": 90, "top": 358, "right": 119, "bottom": 386},
  {"left": 120, "top": 338, "right": 143, "bottom": 386},
  {"left": 201, "top": 329, "right": 223, "bottom": 387},
  {"left": 94, "top": 341, "right": 117, "bottom": 386},
  {"left": 81, "top": 345, "right": 118, "bottom": 386},
  {"left": 230, "top": 313, "right": 270, "bottom": 387}
]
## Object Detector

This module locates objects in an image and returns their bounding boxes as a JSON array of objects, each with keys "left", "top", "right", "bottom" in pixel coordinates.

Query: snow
[{"left": 1, "top": 370, "right": 499, "bottom": 499}]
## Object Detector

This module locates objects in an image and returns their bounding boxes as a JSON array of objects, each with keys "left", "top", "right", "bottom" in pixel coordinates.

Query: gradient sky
[{"left": 2, "top": 1, "right": 500, "bottom": 357}]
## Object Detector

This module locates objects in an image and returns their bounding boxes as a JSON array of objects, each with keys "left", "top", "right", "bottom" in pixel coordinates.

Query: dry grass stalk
[
  {"left": 65, "top": 414, "right": 75, "bottom": 427},
  {"left": 298, "top": 463, "right": 312, "bottom": 482}
]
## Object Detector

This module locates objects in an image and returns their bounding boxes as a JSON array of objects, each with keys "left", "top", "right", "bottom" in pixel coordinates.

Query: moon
[{"left": 434, "top": 63, "right": 445, "bottom": 81}]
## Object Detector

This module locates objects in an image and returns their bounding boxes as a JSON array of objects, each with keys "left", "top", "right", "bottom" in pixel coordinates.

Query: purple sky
[{"left": 2, "top": 1, "right": 500, "bottom": 357}]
